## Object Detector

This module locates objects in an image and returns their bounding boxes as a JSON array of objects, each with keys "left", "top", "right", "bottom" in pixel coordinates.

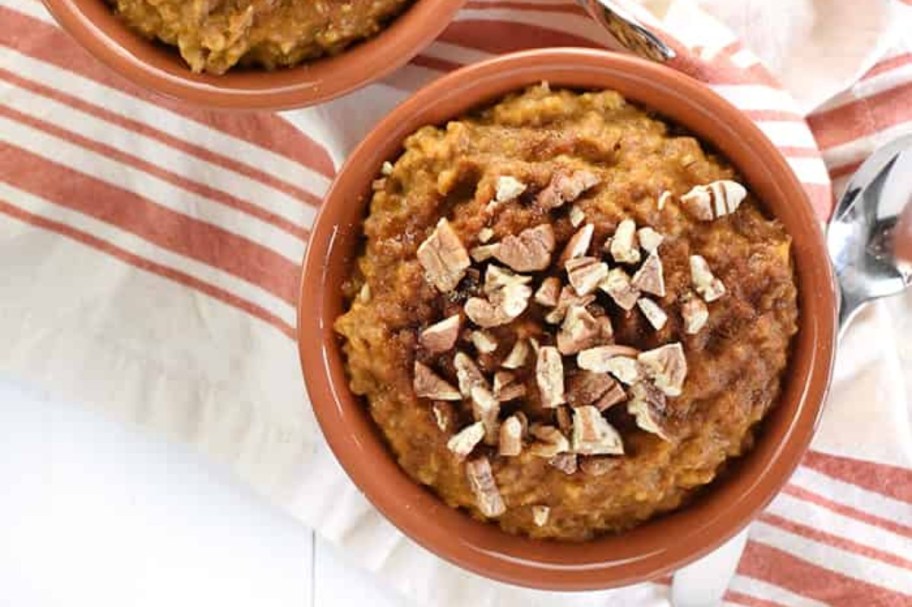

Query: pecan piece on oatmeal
[
  {"left": 544, "top": 286, "right": 596, "bottom": 324},
  {"left": 502, "top": 339, "right": 530, "bottom": 369},
  {"left": 577, "top": 347, "right": 642, "bottom": 385},
  {"left": 681, "top": 180, "right": 747, "bottom": 221},
  {"left": 431, "top": 402, "right": 453, "bottom": 432},
  {"left": 470, "top": 330, "right": 498, "bottom": 354},
  {"left": 571, "top": 405, "right": 624, "bottom": 455},
  {"left": 447, "top": 421, "right": 485, "bottom": 459},
  {"left": 470, "top": 244, "right": 498, "bottom": 262},
  {"left": 498, "top": 415, "right": 524, "bottom": 456},
  {"left": 637, "top": 227, "right": 664, "bottom": 253},
  {"left": 413, "top": 362, "right": 461, "bottom": 400},
  {"left": 690, "top": 255, "right": 726, "bottom": 302},
  {"left": 532, "top": 505, "right": 550, "bottom": 526},
  {"left": 566, "top": 256, "right": 609, "bottom": 296},
  {"left": 465, "top": 266, "right": 532, "bottom": 327},
  {"left": 657, "top": 190, "right": 673, "bottom": 210},
  {"left": 559, "top": 223, "right": 595, "bottom": 263},
  {"left": 417, "top": 218, "right": 471, "bottom": 292},
  {"left": 495, "top": 175, "right": 527, "bottom": 202},
  {"left": 627, "top": 382, "right": 672, "bottom": 440},
  {"left": 631, "top": 250, "right": 666, "bottom": 297},
  {"left": 470, "top": 385, "right": 501, "bottom": 444},
  {"left": 478, "top": 227, "right": 495, "bottom": 243},
  {"left": 534, "top": 277, "right": 561, "bottom": 307},
  {"left": 454, "top": 352, "right": 488, "bottom": 397},
  {"left": 549, "top": 453, "right": 578, "bottom": 475},
  {"left": 681, "top": 293, "right": 709, "bottom": 334},
  {"left": 569, "top": 205, "right": 586, "bottom": 227},
  {"left": 535, "top": 346, "right": 566, "bottom": 408},
  {"left": 493, "top": 224, "right": 555, "bottom": 272},
  {"left": 466, "top": 456, "right": 506, "bottom": 517},
  {"left": 567, "top": 371, "right": 626, "bottom": 411},
  {"left": 557, "top": 304, "right": 601, "bottom": 355},
  {"left": 528, "top": 425, "right": 570, "bottom": 457},
  {"left": 599, "top": 267, "right": 640, "bottom": 311},
  {"left": 609, "top": 219, "right": 641, "bottom": 264},
  {"left": 536, "top": 169, "right": 600, "bottom": 210},
  {"left": 419, "top": 315, "right": 461, "bottom": 353},
  {"left": 637, "top": 297, "right": 668, "bottom": 330},
  {"left": 638, "top": 343, "right": 688, "bottom": 397},
  {"left": 493, "top": 371, "right": 526, "bottom": 402}
]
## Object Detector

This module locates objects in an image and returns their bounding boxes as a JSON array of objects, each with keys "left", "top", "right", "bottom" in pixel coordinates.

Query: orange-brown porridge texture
[
  {"left": 334, "top": 85, "right": 799, "bottom": 541},
  {"left": 108, "top": 0, "right": 412, "bottom": 74}
]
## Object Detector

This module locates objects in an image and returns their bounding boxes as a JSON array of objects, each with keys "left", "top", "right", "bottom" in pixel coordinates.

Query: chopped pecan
[
  {"left": 681, "top": 293, "right": 709, "bottom": 334},
  {"left": 609, "top": 219, "right": 641, "bottom": 264},
  {"left": 470, "top": 385, "right": 501, "bottom": 444},
  {"left": 413, "top": 362, "right": 461, "bottom": 400},
  {"left": 358, "top": 283, "right": 371, "bottom": 303},
  {"left": 528, "top": 425, "right": 570, "bottom": 457},
  {"left": 454, "top": 352, "right": 488, "bottom": 397},
  {"left": 498, "top": 415, "right": 524, "bottom": 457},
  {"left": 470, "top": 244, "right": 498, "bottom": 262},
  {"left": 657, "top": 190, "right": 673, "bottom": 210},
  {"left": 637, "top": 227, "right": 664, "bottom": 253},
  {"left": 419, "top": 315, "right": 461, "bottom": 353},
  {"left": 466, "top": 457, "right": 506, "bottom": 517},
  {"left": 465, "top": 266, "right": 532, "bottom": 327},
  {"left": 417, "top": 219, "right": 471, "bottom": 292},
  {"left": 555, "top": 405, "right": 573, "bottom": 435},
  {"left": 493, "top": 224, "right": 556, "bottom": 272},
  {"left": 637, "top": 297, "right": 668, "bottom": 330},
  {"left": 681, "top": 180, "right": 747, "bottom": 221},
  {"left": 571, "top": 405, "right": 624, "bottom": 455},
  {"left": 559, "top": 224, "right": 595, "bottom": 263},
  {"left": 470, "top": 330, "right": 498, "bottom": 354},
  {"left": 447, "top": 421, "right": 485, "bottom": 459},
  {"left": 502, "top": 339, "right": 530, "bottom": 369},
  {"left": 431, "top": 402, "right": 453, "bottom": 432},
  {"left": 548, "top": 453, "right": 578, "bottom": 475},
  {"left": 596, "top": 313, "right": 614, "bottom": 342},
  {"left": 478, "top": 227, "right": 495, "bottom": 243},
  {"left": 599, "top": 268, "right": 640, "bottom": 311},
  {"left": 381, "top": 161, "right": 394, "bottom": 176},
  {"left": 628, "top": 382, "right": 672, "bottom": 440},
  {"left": 638, "top": 343, "right": 687, "bottom": 397},
  {"left": 577, "top": 347, "right": 641, "bottom": 385},
  {"left": 566, "top": 256, "right": 609, "bottom": 296},
  {"left": 569, "top": 205, "right": 586, "bottom": 227},
  {"left": 493, "top": 371, "right": 526, "bottom": 402},
  {"left": 536, "top": 169, "right": 600, "bottom": 210},
  {"left": 535, "top": 346, "right": 566, "bottom": 408},
  {"left": 495, "top": 175, "right": 527, "bottom": 202},
  {"left": 534, "top": 277, "right": 561, "bottom": 307},
  {"left": 557, "top": 304, "right": 601, "bottom": 355},
  {"left": 690, "top": 255, "right": 726, "bottom": 302},
  {"left": 567, "top": 371, "right": 626, "bottom": 411},
  {"left": 532, "top": 505, "right": 550, "bottom": 526},
  {"left": 631, "top": 250, "right": 666, "bottom": 297},
  {"left": 545, "top": 286, "right": 596, "bottom": 324}
]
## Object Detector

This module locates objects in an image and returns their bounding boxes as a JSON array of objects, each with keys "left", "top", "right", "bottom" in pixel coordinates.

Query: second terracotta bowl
[
  {"left": 41, "top": 0, "right": 465, "bottom": 110},
  {"left": 299, "top": 49, "right": 838, "bottom": 589}
]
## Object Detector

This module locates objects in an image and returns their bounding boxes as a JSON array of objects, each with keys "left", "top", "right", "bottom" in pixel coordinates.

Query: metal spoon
[{"left": 576, "top": 0, "right": 676, "bottom": 62}]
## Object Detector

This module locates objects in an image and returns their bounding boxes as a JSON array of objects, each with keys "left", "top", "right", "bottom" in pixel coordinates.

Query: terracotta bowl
[
  {"left": 298, "top": 48, "right": 838, "bottom": 590},
  {"left": 40, "top": 0, "right": 465, "bottom": 110}
]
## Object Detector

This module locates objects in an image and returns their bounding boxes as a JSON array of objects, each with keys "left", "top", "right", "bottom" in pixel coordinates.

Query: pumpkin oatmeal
[
  {"left": 334, "top": 85, "right": 799, "bottom": 541},
  {"left": 108, "top": 0, "right": 412, "bottom": 74}
]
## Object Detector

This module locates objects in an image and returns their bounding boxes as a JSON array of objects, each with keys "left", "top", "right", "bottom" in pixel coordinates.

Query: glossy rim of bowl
[
  {"left": 298, "top": 48, "right": 838, "bottom": 590},
  {"left": 40, "top": 0, "right": 466, "bottom": 110}
]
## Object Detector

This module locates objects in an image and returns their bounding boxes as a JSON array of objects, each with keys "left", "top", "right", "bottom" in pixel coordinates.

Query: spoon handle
[
  {"left": 895, "top": 196, "right": 912, "bottom": 266},
  {"left": 576, "top": 0, "right": 676, "bottom": 62}
]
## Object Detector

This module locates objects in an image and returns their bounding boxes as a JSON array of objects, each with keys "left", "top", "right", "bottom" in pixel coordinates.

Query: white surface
[{"left": 0, "top": 379, "right": 403, "bottom": 607}]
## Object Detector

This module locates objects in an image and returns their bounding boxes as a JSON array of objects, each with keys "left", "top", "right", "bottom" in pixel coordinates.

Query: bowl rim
[
  {"left": 298, "top": 48, "right": 838, "bottom": 590},
  {"left": 39, "top": 0, "right": 466, "bottom": 110}
]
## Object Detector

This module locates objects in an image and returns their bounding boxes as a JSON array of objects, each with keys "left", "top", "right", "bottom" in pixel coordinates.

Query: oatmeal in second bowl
[{"left": 299, "top": 50, "right": 837, "bottom": 588}]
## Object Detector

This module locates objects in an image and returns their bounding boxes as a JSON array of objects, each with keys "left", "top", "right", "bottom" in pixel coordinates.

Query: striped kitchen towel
[{"left": 0, "top": 0, "right": 909, "bottom": 605}]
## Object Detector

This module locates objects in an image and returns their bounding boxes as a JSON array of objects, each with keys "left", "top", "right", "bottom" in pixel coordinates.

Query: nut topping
[
  {"left": 493, "top": 224, "right": 555, "bottom": 272},
  {"left": 381, "top": 160, "right": 394, "bottom": 176},
  {"left": 498, "top": 415, "right": 524, "bottom": 456},
  {"left": 493, "top": 371, "right": 526, "bottom": 402},
  {"left": 557, "top": 305, "right": 601, "bottom": 355},
  {"left": 560, "top": 224, "right": 595, "bottom": 263},
  {"left": 571, "top": 405, "right": 624, "bottom": 455},
  {"left": 657, "top": 190, "right": 672, "bottom": 210},
  {"left": 413, "top": 362, "right": 461, "bottom": 400},
  {"left": 609, "top": 219, "right": 641, "bottom": 264},
  {"left": 628, "top": 382, "right": 672, "bottom": 440},
  {"left": 545, "top": 286, "right": 596, "bottom": 324},
  {"left": 567, "top": 372, "right": 626, "bottom": 411},
  {"left": 534, "top": 277, "right": 561, "bottom": 307},
  {"left": 638, "top": 343, "right": 687, "bottom": 397},
  {"left": 528, "top": 425, "right": 570, "bottom": 457},
  {"left": 681, "top": 180, "right": 747, "bottom": 221},
  {"left": 471, "top": 385, "right": 501, "bottom": 444},
  {"left": 681, "top": 294, "right": 709, "bottom": 334},
  {"left": 536, "top": 169, "right": 600, "bottom": 210},
  {"left": 431, "top": 402, "right": 452, "bottom": 432},
  {"left": 466, "top": 266, "right": 532, "bottom": 327},
  {"left": 535, "top": 346, "right": 566, "bottom": 408},
  {"left": 549, "top": 453, "right": 578, "bottom": 475},
  {"left": 690, "top": 255, "right": 726, "bottom": 302},
  {"left": 566, "top": 257, "right": 609, "bottom": 296},
  {"left": 478, "top": 227, "right": 495, "bottom": 243},
  {"left": 358, "top": 283, "right": 371, "bottom": 303},
  {"left": 454, "top": 352, "right": 487, "bottom": 397},
  {"left": 637, "top": 227, "right": 664, "bottom": 253},
  {"left": 417, "top": 219, "right": 471, "bottom": 292},
  {"left": 502, "top": 339, "right": 530, "bottom": 369},
  {"left": 577, "top": 348, "right": 641, "bottom": 385},
  {"left": 466, "top": 457, "right": 506, "bottom": 517},
  {"left": 470, "top": 244, "right": 498, "bottom": 262},
  {"left": 631, "top": 250, "right": 666, "bottom": 297},
  {"left": 447, "top": 421, "right": 485, "bottom": 459},
  {"left": 569, "top": 205, "right": 586, "bottom": 227},
  {"left": 637, "top": 297, "right": 668, "bottom": 330},
  {"left": 495, "top": 175, "right": 527, "bottom": 202},
  {"left": 470, "top": 330, "right": 498, "bottom": 354},
  {"left": 532, "top": 505, "right": 550, "bottom": 526},
  {"left": 599, "top": 268, "right": 640, "bottom": 311},
  {"left": 419, "top": 315, "right": 461, "bottom": 353}
]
